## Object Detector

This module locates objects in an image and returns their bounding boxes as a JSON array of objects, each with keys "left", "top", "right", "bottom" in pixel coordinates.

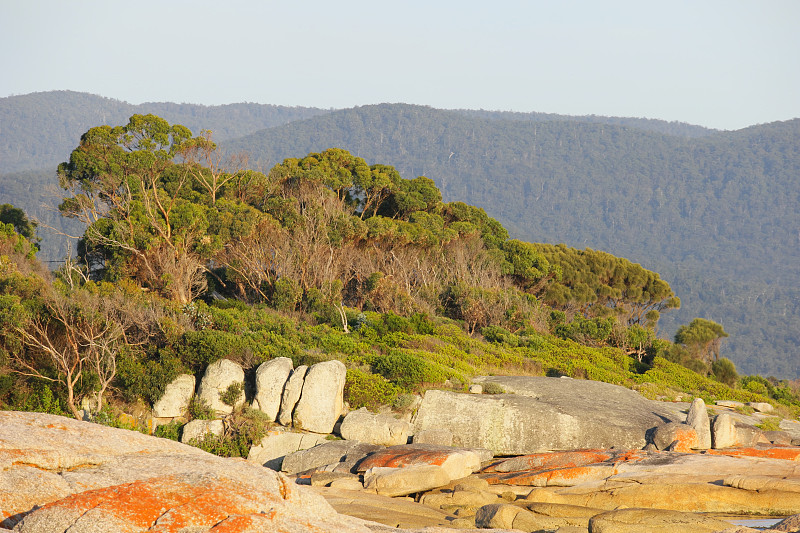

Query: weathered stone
[
  {"left": 415, "top": 377, "right": 680, "bottom": 455},
  {"left": 469, "top": 384, "right": 483, "bottom": 394},
  {"left": 363, "top": 465, "right": 451, "bottom": 497},
  {"left": 309, "top": 471, "right": 360, "bottom": 487},
  {"left": 277, "top": 365, "right": 307, "bottom": 426},
  {"left": 357, "top": 443, "right": 482, "bottom": 482},
  {"left": 735, "top": 422, "right": 766, "bottom": 447},
  {"left": 713, "top": 413, "right": 737, "bottom": 449},
  {"left": 764, "top": 430, "right": 793, "bottom": 446},
  {"left": 716, "top": 400, "right": 744, "bottom": 409},
  {"left": 293, "top": 360, "right": 346, "bottom": 434},
  {"left": 180, "top": 419, "right": 224, "bottom": 444},
  {"left": 252, "top": 357, "right": 293, "bottom": 421},
  {"left": 152, "top": 373, "right": 195, "bottom": 418},
  {"left": 588, "top": 508, "right": 734, "bottom": 533},
  {"left": 246, "top": 429, "right": 328, "bottom": 470},
  {"left": 196, "top": 358, "right": 245, "bottom": 415},
  {"left": 768, "top": 512, "right": 800, "bottom": 531},
  {"left": 748, "top": 402, "right": 774, "bottom": 413},
  {"left": 312, "top": 485, "right": 455, "bottom": 529},
  {"left": 652, "top": 423, "right": 700, "bottom": 452},
  {"left": 0, "top": 411, "right": 374, "bottom": 532},
  {"left": 340, "top": 408, "right": 410, "bottom": 446},
  {"left": 282, "top": 440, "right": 381, "bottom": 475},
  {"left": 474, "top": 503, "right": 522, "bottom": 529},
  {"left": 686, "top": 397, "right": 711, "bottom": 449},
  {"left": 413, "top": 428, "right": 454, "bottom": 446}
]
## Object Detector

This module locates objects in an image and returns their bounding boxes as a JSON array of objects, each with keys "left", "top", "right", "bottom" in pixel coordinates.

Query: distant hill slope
[
  {"left": 0, "top": 91, "right": 330, "bottom": 174},
  {"left": 223, "top": 105, "right": 800, "bottom": 378}
]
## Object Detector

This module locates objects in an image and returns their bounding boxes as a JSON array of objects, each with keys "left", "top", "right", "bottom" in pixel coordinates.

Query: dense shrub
[{"left": 343, "top": 368, "right": 401, "bottom": 411}]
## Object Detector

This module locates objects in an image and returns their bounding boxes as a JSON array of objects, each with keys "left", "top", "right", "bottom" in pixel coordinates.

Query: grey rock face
[
  {"left": 415, "top": 376, "right": 681, "bottom": 455},
  {"left": 180, "top": 419, "right": 224, "bottom": 443},
  {"left": 686, "top": 397, "right": 711, "bottom": 450},
  {"left": 152, "top": 373, "right": 195, "bottom": 418},
  {"left": 282, "top": 440, "right": 381, "bottom": 475},
  {"left": 252, "top": 357, "right": 294, "bottom": 421},
  {"left": 340, "top": 408, "right": 410, "bottom": 446},
  {"left": 293, "top": 360, "right": 347, "bottom": 434},
  {"left": 278, "top": 365, "right": 308, "bottom": 426},
  {"left": 196, "top": 358, "right": 245, "bottom": 415}
]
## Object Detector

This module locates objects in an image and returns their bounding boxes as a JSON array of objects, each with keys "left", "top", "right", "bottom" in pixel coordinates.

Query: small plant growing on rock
[
  {"left": 154, "top": 421, "right": 183, "bottom": 441},
  {"left": 188, "top": 397, "right": 215, "bottom": 420},
  {"left": 220, "top": 382, "right": 244, "bottom": 407},
  {"left": 756, "top": 416, "right": 782, "bottom": 432},
  {"left": 482, "top": 382, "right": 506, "bottom": 395}
]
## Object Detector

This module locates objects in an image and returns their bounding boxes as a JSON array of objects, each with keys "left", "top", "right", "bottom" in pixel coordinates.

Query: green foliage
[
  {"left": 154, "top": 421, "right": 183, "bottom": 441},
  {"left": 188, "top": 407, "right": 271, "bottom": 458},
  {"left": 712, "top": 357, "right": 739, "bottom": 387},
  {"left": 675, "top": 318, "right": 728, "bottom": 363},
  {"left": 482, "top": 382, "right": 506, "bottom": 394},
  {"left": 220, "top": 382, "right": 244, "bottom": 407},
  {"left": 554, "top": 316, "right": 614, "bottom": 346},
  {"left": 756, "top": 417, "right": 782, "bottom": 432},
  {"left": 116, "top": 348, "right": 186, "bottom": 406},
  {"left": 368, "top": 351, "right": 452, "bottom": 391},
  {"left": 187, "top": 397, "right": 215, "bottom": 421},
  {"left": 344, "top": 368, "right": 401, "bottom": 411}
]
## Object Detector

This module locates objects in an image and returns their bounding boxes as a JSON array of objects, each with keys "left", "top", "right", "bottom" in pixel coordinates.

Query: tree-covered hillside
[
  {"left": 0, "top": 93, "right": 797, "bottom": 378},
  {"left": 223, "top": 105, "right": 800, "bottom": 378},
  {"left": 4, "top": 114, "right": 795, "bottom": 433}
]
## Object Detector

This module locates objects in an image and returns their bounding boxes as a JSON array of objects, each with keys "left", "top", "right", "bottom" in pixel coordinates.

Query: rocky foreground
[{"left": 3, "top": 373, "right": 800, "bottom": 533}]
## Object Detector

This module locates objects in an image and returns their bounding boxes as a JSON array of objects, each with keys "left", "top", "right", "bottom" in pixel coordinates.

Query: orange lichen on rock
[
  {"left": 705, "top": 446, "right": 800, "bottom": 461},
  {"left": 357, "top": 445, "right": 456, "bottom": 470},
  {"left": 480, "top": 464, "right": 618, "bottom": 486},
  {"left": 483, "top": 449, "right": 613, "bottom": 473}
]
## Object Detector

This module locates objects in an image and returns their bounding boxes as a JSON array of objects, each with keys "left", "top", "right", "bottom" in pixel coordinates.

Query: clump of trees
[{"left": 2, "top": 114, "right": 748, "bottom": 421}]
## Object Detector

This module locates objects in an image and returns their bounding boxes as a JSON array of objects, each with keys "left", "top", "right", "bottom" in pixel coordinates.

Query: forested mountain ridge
[
  {"left": 0, "top": 92, "right": 797, "bottom": 378},
  {"left": 0, "top": 91, "right": 330, "bottom": 174}
]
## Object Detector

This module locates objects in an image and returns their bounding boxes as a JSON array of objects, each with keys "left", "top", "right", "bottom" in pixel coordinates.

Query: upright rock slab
[
  {"left": 292, "top": 360, "right": 346, "bottom": 434},
  {"left": 415, "top": 376, "right": 681, "bottom": 455},
  {"left": 252, "top": 357, "right": 293, "bottom": 421},
  {"left": 196, "top": 358, "right": 245, "bottom": 415},
  {"left": 278, "top": 365, "right": 308, "bottom": 426},
  {"left": 686, "top": 397, "right": 711, "bottom": 450},
  {"left": 152, "top": 373, "right": 195, "bottom": 418}
]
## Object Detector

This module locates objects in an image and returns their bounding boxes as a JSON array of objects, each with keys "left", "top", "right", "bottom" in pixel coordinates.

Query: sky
[{"left": 1, "top": 0, "right": 799, "bottom": 131}]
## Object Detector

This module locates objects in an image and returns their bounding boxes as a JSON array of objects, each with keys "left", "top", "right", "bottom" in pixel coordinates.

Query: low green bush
[{"left": 343, "top": 368, "right": 401, "bottom": 411}]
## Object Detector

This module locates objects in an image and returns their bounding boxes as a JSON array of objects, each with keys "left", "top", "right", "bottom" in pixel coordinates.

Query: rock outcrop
[
  {"left": 340, "top": 407, "right": 410, "bottom": 446},
  {"left": 414, "top": 376, "right": 680, "bottom": 454},
  {"left": 0, "top": 411, "right": 372, "bottom": 532}
]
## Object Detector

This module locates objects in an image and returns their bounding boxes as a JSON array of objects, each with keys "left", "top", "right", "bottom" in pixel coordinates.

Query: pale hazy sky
[{"left": 2, "top": 0, "right": 798, "bottom": 130}]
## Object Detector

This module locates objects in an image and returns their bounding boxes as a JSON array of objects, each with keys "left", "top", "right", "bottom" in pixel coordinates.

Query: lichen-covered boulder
[{"left": 686, "top": 397, "right": 711, "bottom": 450}]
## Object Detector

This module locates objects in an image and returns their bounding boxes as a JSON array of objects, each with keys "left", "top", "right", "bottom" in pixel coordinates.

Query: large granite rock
[
  {"left": 282, "top": 439, "right": 381, "bottom": 475},
  {"left": 0, "top": 411, "right": 373, "bottom": 532},
  {"left": 152, "top": 373, "right": 195, "bottom": 418},
  {"left": 180, "top": 418, "right": 224, "bottom": 444},
  {"left": 293, "top": 360, "right": 347, "bottom": 434},
  {"left": 340, "top": 407, "right": 410, "bottom": 446},
  {"left": 588, "top": 508, "right": 734, "bottom": 533},
  {"left": 415, "top": 376, "right": 681, "bottom": 454},
  {"left": 252, "top": 357, "right": 294, "bottom": 421},
  {"left": 246, "top": 428, "right": 329, "bottom": 470},
  {"left": 196, "top": 358, "right": 246, "bottom": 415}
]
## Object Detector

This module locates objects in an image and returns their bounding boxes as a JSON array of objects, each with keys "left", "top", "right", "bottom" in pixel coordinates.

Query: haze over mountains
[{"left": 1, "top": 91, "right": 798, "bottom": 379}]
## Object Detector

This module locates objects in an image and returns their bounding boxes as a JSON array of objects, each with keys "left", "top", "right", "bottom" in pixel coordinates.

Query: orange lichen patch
[
  {"left": 669, "top": 427, "right": 701, "bottom": 453},
  {"left": 705, "top": 447, "right": 800, "bottom": 461},
  {"left": 610, "top": 449, "right": 651, "bottom": 464},
  {"left": 480, "top": 463, "right": 617, "bottom": 486},
  {"left": 357, "top": 445, "right": 459, "bottom": 470},
  {"left": 483, "top": 449, "right": 613, "bottom": 473},
  {"left": 38, "top": 475, "right": 284, "bottom": 531},
  {"left": 44, "top": 424, "right": 68, "bottom": 430}
]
